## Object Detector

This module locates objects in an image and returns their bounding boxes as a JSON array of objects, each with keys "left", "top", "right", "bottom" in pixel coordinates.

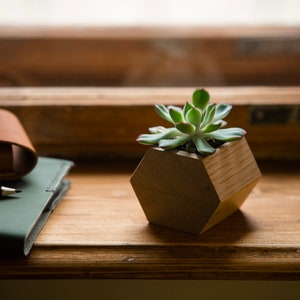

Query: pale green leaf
[
  {"left": 192, "top": 137, "right": 216, "bottom": 155},
  {"left": 176, "top": 122, "right": 196, "bottom": 134},
  {"left": 183, "top": 101, "right": 193, "bottom": 118},
  {"left": 203, "top": 127, "right": 246, "bottom": 141},
  {"left": 137, "top": 128, "right": 180, "bottom": 145},
  {"left": 148, "top": 126, "right": 167, "bottom": 134},
  {"left": 159, "top": 136, "right": 190, "bottom": 149},
  {"left": 212, "top": 103, "right": 232, "bottom": 122},
  {"left": 201, "top": 104, "right": 216, "bottom": 126},
  {"left": 185, "top": 107, "right": 203, "bottom": 127},
  {"left": 154, "top": 104, "right": 173, "bottom": 123},
  {"left": 169, "top": 105, "right": 184, "bottom": 123},
  {"left": 219, "top": 120, "right": 227, "bottom": 128},
  {"left": 202, "top": 121, "right": 222, "bottom": 133},
  {"left": 192, "top": 89, "right": 210, "bottom": 110}
]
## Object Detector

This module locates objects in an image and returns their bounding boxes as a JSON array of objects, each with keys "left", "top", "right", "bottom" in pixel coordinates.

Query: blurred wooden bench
[{"left": 0, "top": 26, "right": 300, "bottom": 87}]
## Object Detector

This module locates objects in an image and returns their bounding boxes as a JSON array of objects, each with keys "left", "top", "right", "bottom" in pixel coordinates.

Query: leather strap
[{"left": 0, "top": 109, "right": 37, "bottom": 180}]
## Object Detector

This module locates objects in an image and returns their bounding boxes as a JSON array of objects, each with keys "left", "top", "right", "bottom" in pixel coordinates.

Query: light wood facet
[{"left": 131, "top": 137, "right": 261, "bottom": 234}]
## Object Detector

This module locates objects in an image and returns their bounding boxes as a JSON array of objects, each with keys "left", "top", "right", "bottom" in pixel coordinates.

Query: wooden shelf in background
[
  {"left": 0, "top": 86, "right": 299, "bottom": 160},
  {"left": 0, "top": 26, "right": 300, "bottom": 87}
]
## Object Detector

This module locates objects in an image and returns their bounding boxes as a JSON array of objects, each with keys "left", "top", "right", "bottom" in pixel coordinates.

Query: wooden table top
[{"left": 1, "top": 159, "right": 299, "bottom": 280}]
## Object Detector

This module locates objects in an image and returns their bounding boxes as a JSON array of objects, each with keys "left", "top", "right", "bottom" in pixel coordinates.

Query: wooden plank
[
  {"left": 1, "top": 26, "right": 300, "bottom": 39},
  {"left": 0, "top": 26, "right": 300, "bottom": 86},
  {"left": 0, "top": 160, "right": 299, "bottom": 280},
  {"left": 0, "top": 87, "right": 299, "bottom": 160}
]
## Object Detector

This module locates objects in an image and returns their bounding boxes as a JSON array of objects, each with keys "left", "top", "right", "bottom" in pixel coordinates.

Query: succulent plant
[{"left": 137, "top": 88, "right": 246, "bottom": 156}]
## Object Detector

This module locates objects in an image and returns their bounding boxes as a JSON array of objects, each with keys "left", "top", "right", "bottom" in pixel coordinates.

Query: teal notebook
[{"left": 0, "top": 157, "right": 74, "bottom": 256}]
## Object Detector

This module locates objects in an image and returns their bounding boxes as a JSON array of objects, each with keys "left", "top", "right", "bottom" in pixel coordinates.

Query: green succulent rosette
[{"left": 137, "top": 89, "right": 246, "bottom": 156}]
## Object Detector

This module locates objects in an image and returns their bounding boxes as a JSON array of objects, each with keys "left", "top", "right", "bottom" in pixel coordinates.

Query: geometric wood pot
[{"left": 130, "top": 137, "right": 261, "bottom": 234}]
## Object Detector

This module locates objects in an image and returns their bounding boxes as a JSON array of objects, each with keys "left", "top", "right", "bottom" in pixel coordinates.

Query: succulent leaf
[
  {"left": 148, "top": 126, "right": 167, "bottom": 134},
  {"left": 192, "top": 89, "right": 210, "bottom": 110},
  {"left": 175, "top": 122, "right": 196, "bottom": 134},
  {"left": 204, "top": 127, "right": 246, "bottom": 141},
  {"left": 219, "top": 120, "right": 228, "bottom": 128},
  {"left": 192, "top": 137, "right": 216, "bottom": 155},
  {"left": 169, "top": 106, "right": 184, "bottom": 123},
  {"left": 136, "top": 133, "right": 163, "bottom": 145},
  {"left": 183, "top": 101, "right": 193, "bottom": 118},
  {"left": 201, "top": 103, "right": 216, "bottom": 126},
  {"left": 202, "top": 121, "right": 223, "bottom": 133},
  {"left": 154, "top": 104, "right": 173, "bottom": 123},
  {"left": 159, "top": 136, "right": 190, "bottom": 149},
  {"left": 185, "top": 107, "right": 202, "bottom": 127},
  {"left": 212, "top": 103, "right": 232, "bottom": 122},
  {"left": 137, "top": 128, "right": 180, "bottom": 145}
]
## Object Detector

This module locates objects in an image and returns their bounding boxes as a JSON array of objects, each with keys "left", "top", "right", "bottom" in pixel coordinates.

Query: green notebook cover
[{"left": 0, "top": 157, "right": 74, "bottom": 256}]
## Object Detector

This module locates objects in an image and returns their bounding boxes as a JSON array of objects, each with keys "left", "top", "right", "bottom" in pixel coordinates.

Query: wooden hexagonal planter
[{"left": 130, "top": 137, "right": 261, "bottom": 234}]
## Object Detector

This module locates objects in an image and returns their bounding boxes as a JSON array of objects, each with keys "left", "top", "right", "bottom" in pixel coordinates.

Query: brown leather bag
[{"left": 0, "top": 109, "right": 37, "bottom": 180}]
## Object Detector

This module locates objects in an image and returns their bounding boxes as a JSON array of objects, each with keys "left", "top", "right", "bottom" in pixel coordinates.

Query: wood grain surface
[
  {"left": 0, "top": 160, "right": 299, "bottom": 280},
  {"left": 0, "top": 26, "right": 299, "bottom": 87},
  {"left": 0, "top": 86, "right": 299, "bottom": 160},
  {"left": 130, "top": 138, "right": 261, "bottom": 234}
]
